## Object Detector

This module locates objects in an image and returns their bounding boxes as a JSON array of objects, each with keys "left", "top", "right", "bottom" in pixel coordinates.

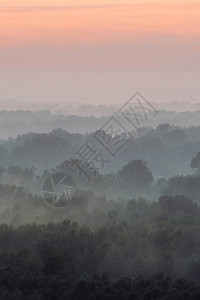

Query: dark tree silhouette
[{"left": 117, "top": 160, "right": 153, "bottom": 190}]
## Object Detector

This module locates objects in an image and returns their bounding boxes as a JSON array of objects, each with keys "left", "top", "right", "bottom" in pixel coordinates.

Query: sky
[{"left": 0, "top": 0, "right": 199, "bottom": 104}]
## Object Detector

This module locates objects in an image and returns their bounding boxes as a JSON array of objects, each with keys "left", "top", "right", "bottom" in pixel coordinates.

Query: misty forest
[
  {"left": 2, "top": 0, "right": 200, "bottom": 297},
  {"left": 0, "top": 108, "right": 199, "bottom": 299}
]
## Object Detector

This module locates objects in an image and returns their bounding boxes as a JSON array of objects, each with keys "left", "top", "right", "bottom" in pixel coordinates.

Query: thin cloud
[
  {"left": 1, "top": 2, "right": 199, "bottom": 13},
  {"left": 0, "top": 4, "right": 144, "bottom": 12}
]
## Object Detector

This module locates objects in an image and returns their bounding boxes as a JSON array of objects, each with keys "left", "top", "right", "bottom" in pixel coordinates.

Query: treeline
[
  {"left": 1, "top": 157, "right": 200, "bottom": 202},
  {"left": 0, "top": 269, "right": 200, "bottom": 299},
  {"left": 1, "top": 123, "right": 200, "bottom": 177},
  {"left": 1, "top": 109, "right": 200, "bottom": 139},
  {"left": 0, "top": 183, "right": 200, "bottom": 281},
  {"left": 0, "top": 212, "right": 200, "bottom": 299}
]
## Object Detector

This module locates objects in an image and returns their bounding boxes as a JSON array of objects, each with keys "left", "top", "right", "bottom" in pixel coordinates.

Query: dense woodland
[
  {"left": 0, "top": 192, "right": 200, "bottom": 298},
  {"left": 1, "top": 122, "right": 200, "bottom": 177},
  {"left": 0, "top": 119, "right": 200, "bottom": 298},
  {"left": 1, "top": 109, "right": 200, "bottom": 139}
]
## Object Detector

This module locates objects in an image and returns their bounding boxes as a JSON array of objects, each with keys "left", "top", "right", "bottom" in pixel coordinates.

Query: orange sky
[
  {"left": 0, "top": 1, "right": 199, "bottom": 105},
  {"left": 0, "top": 0, "right": 199, "bottom": 71},
  {"left": 1, "top": 1, "right": 200, "bottom": 47}
]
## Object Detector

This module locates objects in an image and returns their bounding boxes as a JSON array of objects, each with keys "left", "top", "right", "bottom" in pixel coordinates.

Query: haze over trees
[
  {"left": 1, "top": 109, "right": 200, "bottom": 138},
  {"left": 0, "top": 108, "right": 200, "bottom": 298},
  {"left": 118, "top": 160, "right": 154, "bottom": 190}
]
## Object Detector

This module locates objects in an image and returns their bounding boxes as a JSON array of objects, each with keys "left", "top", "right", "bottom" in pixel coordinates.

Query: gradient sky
[{"left": 0, "top": 0, "right": 199, "bottom": 104}]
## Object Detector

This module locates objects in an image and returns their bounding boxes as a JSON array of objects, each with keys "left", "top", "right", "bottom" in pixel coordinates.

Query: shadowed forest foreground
[
  {"left": 0, "top": 124, "right": 200, "bottom": 299},
  {"left": 0, "top": 193, "right": 200, "bottom": 299}
]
